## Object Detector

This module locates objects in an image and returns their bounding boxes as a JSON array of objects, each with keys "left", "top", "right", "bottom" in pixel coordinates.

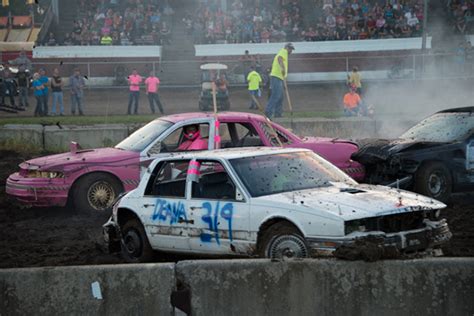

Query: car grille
[{"left": 345, "top": 211, "right": 426, "bottom": 234}]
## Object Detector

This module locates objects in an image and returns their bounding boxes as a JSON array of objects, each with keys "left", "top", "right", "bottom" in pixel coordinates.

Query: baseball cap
[{"left": 285, "top": 42, "right": 295, "bottom": 50}]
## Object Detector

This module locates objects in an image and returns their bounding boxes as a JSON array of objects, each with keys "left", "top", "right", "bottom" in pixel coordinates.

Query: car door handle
[
  {"left": 143, "top": 203, "right": 155, "bottom": 208},
  {"left": 178, "top": 217, "right": 194, "bottom": 224},
  {"left": 189, "top": 206, "right": 204, "bottom": 210}
]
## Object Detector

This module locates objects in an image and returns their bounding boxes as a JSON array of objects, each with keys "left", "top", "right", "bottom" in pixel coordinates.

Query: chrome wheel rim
[
  {"left": 428, "top": 172, "right": 445, "bottom": 196},
  {"left": 87, "top": 180, "right": 115, "bottom": 211},
  {"left": 268, "top": 235, "right": 308, "bottom": 259}
]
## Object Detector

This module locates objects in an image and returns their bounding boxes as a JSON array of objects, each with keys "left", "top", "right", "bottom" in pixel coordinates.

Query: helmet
[{"left": 184, "top": 125, "right": 200, "bottom": 141}]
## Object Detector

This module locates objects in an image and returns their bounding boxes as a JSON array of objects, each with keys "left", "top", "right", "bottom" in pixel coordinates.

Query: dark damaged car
[{"left": 352, "top": 107, "right": 474, "bottom": 202}]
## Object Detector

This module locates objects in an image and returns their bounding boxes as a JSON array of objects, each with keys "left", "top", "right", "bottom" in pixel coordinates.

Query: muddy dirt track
[{"left": 0, "top": 149, "right": 473, "bottom": 269}]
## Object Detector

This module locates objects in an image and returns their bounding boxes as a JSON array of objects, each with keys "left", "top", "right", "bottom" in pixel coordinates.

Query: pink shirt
[
  {"left": 145, "top": 76, "right": 160, "bottom": 93},
  {"left": 177, "top": 138, "right": 208, "bottom": 151},
  {"left": 128, "top": 74, "right": 142, "bottom": 91}
]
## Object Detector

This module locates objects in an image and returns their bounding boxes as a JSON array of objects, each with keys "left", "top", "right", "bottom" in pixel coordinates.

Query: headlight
[
  {"left": 27, "top": 170, "right": 64, "bottom": 178},
  {"left": 345, "top": 219, "right": 367, "bottom": 235}
]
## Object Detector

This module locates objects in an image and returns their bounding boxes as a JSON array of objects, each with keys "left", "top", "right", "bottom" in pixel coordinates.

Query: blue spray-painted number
[
  {"left": 200, "top": 201, "right": 233, "bottom": 244},
  {"left": 151, "top": 199, "right": 187, "bottom": 225}
]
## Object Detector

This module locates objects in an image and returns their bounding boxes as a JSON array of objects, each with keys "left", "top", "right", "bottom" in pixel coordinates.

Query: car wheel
[
  {"left": 258, "top": 222, "right": 309, "bottom": 259},
  {"left": 414, "top": 161, "right": 452, "bottom": 202},
  {"left": 73, "top": 173, "right": 123, "bottom": 213},
  {"left": 121, "top": 218, "right": 154, "bottom": 263}
]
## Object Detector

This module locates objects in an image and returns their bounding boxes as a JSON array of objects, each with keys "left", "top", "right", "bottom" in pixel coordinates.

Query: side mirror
[{"left": 148, "top": 141, "right": 162, "bottom": 156}]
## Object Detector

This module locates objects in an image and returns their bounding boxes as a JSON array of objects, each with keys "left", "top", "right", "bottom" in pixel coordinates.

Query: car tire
[
  {"left": 414, "top": 161, "right": 452, "bottom": 203},
  {"left": 121, "top": 218, "right": 154, "bottom": 263},
  {"left": 258, "top": 221, "right": 309, "bottom": 259},
  {"left": 73, "top": 173, "right": 123, "bottom": 213}
]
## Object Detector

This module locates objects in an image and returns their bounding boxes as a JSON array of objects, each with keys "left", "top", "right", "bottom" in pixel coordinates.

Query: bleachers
[
  {"left": 7, "top": 29, "right": 31, "bottom": 42},
  {"left": 0, "top": 28, "right": 8, "bottom": 41},
  {"left": 28, "top": 27, "right": 41, "bottom": 42}
]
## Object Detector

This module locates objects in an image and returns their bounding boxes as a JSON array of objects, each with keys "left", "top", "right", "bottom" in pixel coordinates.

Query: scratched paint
[
  {"left": 200, "top": 201, "right": 234, "bottom": 244},
  {"left": 151, "top": 198, "right": 187, "bottom": 225}
]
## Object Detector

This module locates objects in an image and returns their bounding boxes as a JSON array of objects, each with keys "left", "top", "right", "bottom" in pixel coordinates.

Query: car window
[
  {"left": 259, "top": 122, "right": 291, "bottom": 146},
  {"left": 219, "top": 122, "right": 263, "bottom": 148},
  {"left": 115, "top": 119, "right": 173, "bottom": 152},
  {"left": 145, "top": 160, "right": 190, "bottom": 197},
  {"left": 159, "top": 123, "right": 210, "bottom": 153},
  {"left": 191, "top": 160, "right": 236, "bottom": 200}
]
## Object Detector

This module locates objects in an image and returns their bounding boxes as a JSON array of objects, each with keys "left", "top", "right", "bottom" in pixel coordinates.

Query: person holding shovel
[{"left": 264, "top": 42, "right": 294, "bottom": 118}]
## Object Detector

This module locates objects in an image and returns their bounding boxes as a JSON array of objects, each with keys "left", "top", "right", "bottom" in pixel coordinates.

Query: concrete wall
[
  {"left": 0, "top": 263, "right": 175, "bottom": 316},
  {"left": 0, "top": 119, "right": 416, "bottom": 152},
  {"left": 0, "top": 258, "right": 473, "bottom": 316}
]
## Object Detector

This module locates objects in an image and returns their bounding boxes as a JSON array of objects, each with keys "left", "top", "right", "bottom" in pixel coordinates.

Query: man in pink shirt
[
  {"left": 127, "top": 69, "right": 142, "bottom": 115},
  {"left": 145, "top": 71, "right": 164, "bottom": 114}
]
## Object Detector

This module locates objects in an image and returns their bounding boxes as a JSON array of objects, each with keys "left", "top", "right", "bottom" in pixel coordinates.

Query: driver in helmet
[{"left": 177, "top": 124, "right": 208, "bottom": 151}]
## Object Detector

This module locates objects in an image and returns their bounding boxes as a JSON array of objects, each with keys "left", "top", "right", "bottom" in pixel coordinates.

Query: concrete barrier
[
  {"left": 0, "top": 263, "right": 175, "bottom": 316},
  {"left": 0, "top": 118, "right": 417, "bottom": 152},
  {"left": 0, "top": 259, "right": 473, "bottom": 315},
  {"left": 176, "top": 258, "right": 474, "bottom": 316}
]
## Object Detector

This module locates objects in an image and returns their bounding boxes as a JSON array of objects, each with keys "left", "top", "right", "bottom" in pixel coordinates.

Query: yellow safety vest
[
  {"left": 247, "top": 70, "right": 262, "bottom": 91},
  {"left": 101, "top": 36, "right": 112, "bottom": 45},
  {"left": 270, "top": 48, "right": 288, "bottom": 80}
]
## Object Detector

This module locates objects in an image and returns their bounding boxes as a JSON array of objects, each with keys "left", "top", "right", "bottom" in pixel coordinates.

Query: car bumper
[
  {"left": 103, "top": 218, "right": 122, "bottom": 253},
  {"left": 6, "top": 173, "right": 69, "bottom": 207},
  {"left": 306, "top": 219, "right": 452, "bottom": 256}
]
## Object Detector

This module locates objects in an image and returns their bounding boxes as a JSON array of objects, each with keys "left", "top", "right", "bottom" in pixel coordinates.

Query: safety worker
[
  {"left": 247, "top": 65, "right": 262, "bottom": 109},
  {"left": 347, "top": 66, "right": 362, "bottom": 95},
  {"left": 343, "top": 85, "right": 362, "bottom": 116},
  {"left": 265, "top": 42, "right": 294, "bottom": 118},
  {"left": 178, "top": 125, "right": 208, "bottom": 151},
  {"left": 100, "top": 34, "right": 113, "bottom": 45}
]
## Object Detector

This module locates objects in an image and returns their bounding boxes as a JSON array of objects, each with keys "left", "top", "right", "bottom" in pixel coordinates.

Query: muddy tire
[
  {"left": 414, "top": 161, "right": 452, "bottom": 203},
  {"left": 258, "top": 221, "right": 309, "bottom": 259},
  {"left": 72, "top": 173, "right": 123, "bottom": 213},
  {"left": 121, "top": 218, "right": 154, "bottom": 263}
]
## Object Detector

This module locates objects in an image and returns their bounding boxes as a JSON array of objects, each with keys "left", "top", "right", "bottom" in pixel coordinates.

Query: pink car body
[{"left": 6, "top": 112, "right": 365, "bottom": 212}]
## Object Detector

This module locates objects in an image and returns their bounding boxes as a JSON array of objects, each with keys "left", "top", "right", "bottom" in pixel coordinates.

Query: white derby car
[{"left": 103, "top": 147, "right": 451, "bottom": 262}]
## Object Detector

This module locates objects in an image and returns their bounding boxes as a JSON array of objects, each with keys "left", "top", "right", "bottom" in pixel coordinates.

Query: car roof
[
  {"left": 436, "top": 107, "right": 474, "bottom": 114},
  {"left": 160, "top": 147, "right": 311, "bottom": 161},
  {"left": 157, "top": 112, "right": 267, "bottom": 123}
]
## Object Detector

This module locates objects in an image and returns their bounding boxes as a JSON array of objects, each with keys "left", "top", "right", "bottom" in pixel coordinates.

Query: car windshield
[
  {"left": 115, "top": 119, "right": 173, "bottom": 152},
  {"left": 230, "top": 152, "right": 356, "bottom": 197},
  {"left": 400, "top": 113, "right": 474, "bottom": 143}
]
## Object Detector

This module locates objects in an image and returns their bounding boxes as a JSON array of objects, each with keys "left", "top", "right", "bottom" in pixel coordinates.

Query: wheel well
[
  {"left": 417, "top": 160, "right": 453, "bottom": 178},
  {"left": 68, "top": 171, "right": 124, "bottom": 200},
  {"left": 257, "top": 218, "right": 301, "bottom": 246},
  {"left": 117, "top": 208, "right": 140, "bottom": 228}
]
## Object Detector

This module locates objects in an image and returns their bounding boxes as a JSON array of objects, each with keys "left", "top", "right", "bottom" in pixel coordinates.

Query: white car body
[{"left": 104, "top": 147, "right": 451, "bottom": 259}]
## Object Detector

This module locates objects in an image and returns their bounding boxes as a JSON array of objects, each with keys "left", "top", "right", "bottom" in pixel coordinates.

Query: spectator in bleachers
[{"left": 45, "top": 32, "right": 58, "bottom": 46}]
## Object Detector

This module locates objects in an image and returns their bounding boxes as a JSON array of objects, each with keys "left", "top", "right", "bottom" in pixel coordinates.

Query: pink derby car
[{"left": 6, "top": 112, "right": 365, "bottom": 213}]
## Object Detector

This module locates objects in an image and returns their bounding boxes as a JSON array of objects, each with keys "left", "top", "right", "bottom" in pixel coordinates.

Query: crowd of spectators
[
  {"left": 185, "top": 0, "right": 427, "bottom": 44},
  {"left": 448, "top": 0, "right": 474, "bottom": 34},
  {"left": 42, "top": 0, "right": 175, "bottom": 46}
]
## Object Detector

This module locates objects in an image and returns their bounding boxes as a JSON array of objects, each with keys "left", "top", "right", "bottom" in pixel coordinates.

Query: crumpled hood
[
  {"left": 253, "top": 183, "right": 445, "bottom": 221},
  {"left": 352, "top": 138, "right": 445, "bottom": 164},
  {"left": 20, "top": 147, "right": 139, "bottom": 171}
]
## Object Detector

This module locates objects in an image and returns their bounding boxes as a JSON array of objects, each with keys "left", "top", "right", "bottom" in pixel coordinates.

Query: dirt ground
[
  {"left": 0, "top": 149, "right": 473, "bottom": 268},
  {"left": 1, "top": 80, "right": 474, "bottom": 268}
]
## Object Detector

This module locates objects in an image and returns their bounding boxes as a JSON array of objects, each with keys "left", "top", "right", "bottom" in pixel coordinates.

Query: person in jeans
[
  {"left": 145, "top": 71, "right": 164, "bottom": 114},
  {"left": 127, "top": 69, "right": 142, "bottom": 115},
  {"left": 50, "top": 68, "right": 64, "bottom": 116},
  {"left": 32, "top": 72, "right": 45, "bottom": 116},
  {"left": 16, "top": 65, "right": 30, "bottom": 108},
  {"left": 69, "top": 68, "right": 85, "bottom": 115},
  {"left": 39, "top": 68, "right": 49, "bottom": 115},
  {"left": 265, "top": 43, "right": 294, "bottom": 118}
]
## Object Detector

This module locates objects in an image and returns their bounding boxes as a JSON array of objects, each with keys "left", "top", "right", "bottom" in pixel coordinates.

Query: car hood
[
  {"left": 253, "top": 183, "right": 445, "bottom": 221},
  {"left": 351, "top": 138, "right": 446, "bottom": 164},
  {"left": 20, "top": 147, "right": 139, "bottom": 171}
]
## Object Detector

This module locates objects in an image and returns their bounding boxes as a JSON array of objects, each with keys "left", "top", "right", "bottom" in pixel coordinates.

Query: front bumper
[
  {"left": 103, "top": 218, "right": 122, "bottom": 253},
  {"left": 306, "top": 219, "right": 452, "bottom": 256},
  {"left": 6, "top": 173, "right": 69, "bottom": 207}
]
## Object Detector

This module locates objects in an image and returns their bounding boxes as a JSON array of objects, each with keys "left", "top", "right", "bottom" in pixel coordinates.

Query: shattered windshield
[
  {"left": 230, "top": 152, "right": 356, "bottom": 197},
  {"left": 401, "top": 113, "right": 474, "bottom": 143},
  {"left": 115, "top": 119, "right": 173, "bottom": 152}
]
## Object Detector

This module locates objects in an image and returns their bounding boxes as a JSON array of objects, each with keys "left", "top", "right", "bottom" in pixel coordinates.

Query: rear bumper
[
  {"left": 306, "top": 219, "right": 452, "bottom": 256},
  {"left": 6, "top": 173, "right": 69, "bottom": 207}
]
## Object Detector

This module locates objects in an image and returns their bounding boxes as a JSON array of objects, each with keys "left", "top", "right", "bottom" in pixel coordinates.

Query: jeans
[
  {"left": 128, "top": 91, "right": 140, "bottom": 114},
  {"left": 19, "top": 86, "right": 28, "bottom": 106},
  {"left": 71, "top": 93, "right": 84, "bottom": 114},
  {"left": 265, "top": 76, "right": 284, "bottom": 118},
  {"left": 249, "top": 89, "right": 260, "bottom": 109},
  {"left": 34, "top": 95, "right": 44, "bottom": 116},
  {"left": 42, "top": 91, "right": 49, "bottom": 114},
  {"left": 147, "top": 92, "right": 164, "bottom": 114},
  {"left": 51, "top": 91, "right": 64, "bottom": 115}
]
